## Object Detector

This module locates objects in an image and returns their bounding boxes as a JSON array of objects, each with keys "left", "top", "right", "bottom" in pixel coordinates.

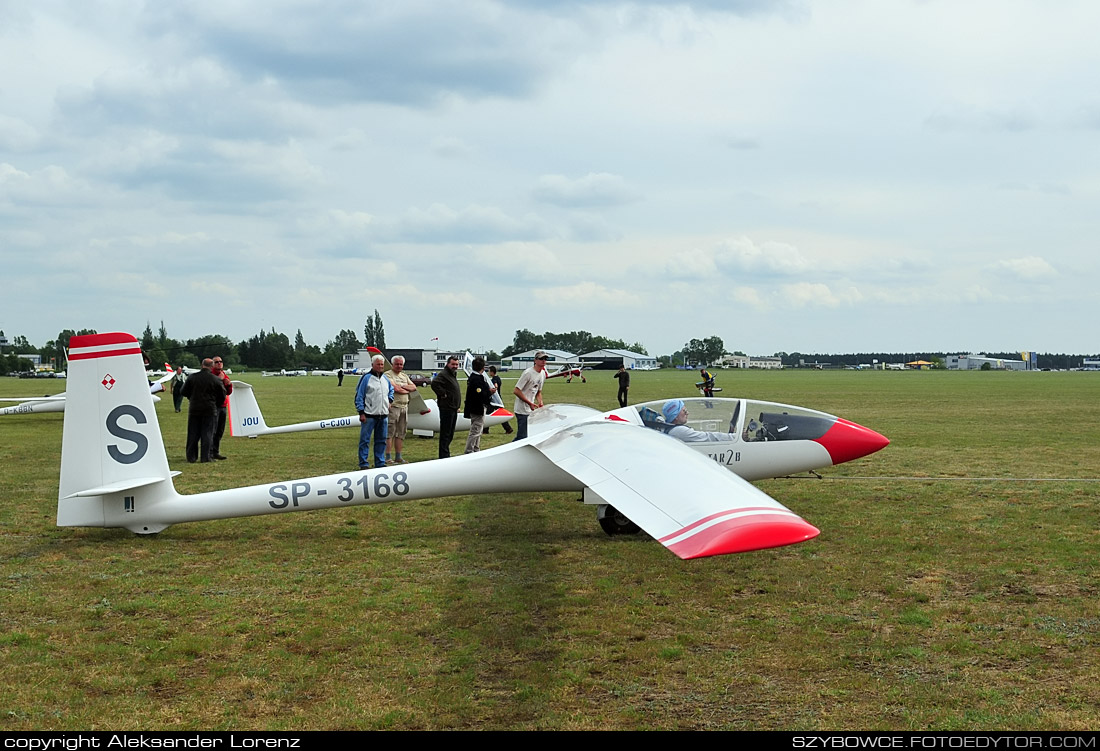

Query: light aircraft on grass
[
  {"left": 545, "top": 363, "right": 586, "bottom": 382},
  {"left": 55, "top": 332, "right": 888, "bottom": 560}
]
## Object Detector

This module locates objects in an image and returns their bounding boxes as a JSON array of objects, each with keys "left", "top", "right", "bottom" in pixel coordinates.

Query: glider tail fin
[
  {"left": 58, "top": 333, "right": 177, "bottom": 531},
  {"left": 226, "top": 380, "right": 268, "bottom": 437}
]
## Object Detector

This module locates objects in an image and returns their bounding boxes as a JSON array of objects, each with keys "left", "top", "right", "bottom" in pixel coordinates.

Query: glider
[
  {"left": 226, "top": 379, "right": 514, "bottom": 438},
  {"left": 56, "top": 332, "right": 888, "bottom": 560},
  {"left": 1, "top": 369, "right": 175, "bottom": 416}
]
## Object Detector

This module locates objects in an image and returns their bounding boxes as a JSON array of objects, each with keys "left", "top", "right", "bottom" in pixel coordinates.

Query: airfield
[{"left": 1, "top": 368, "right": 1097, "bottom": 730}]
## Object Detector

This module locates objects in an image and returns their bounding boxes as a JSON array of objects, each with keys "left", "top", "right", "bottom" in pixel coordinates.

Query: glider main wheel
[{"left": 597, "top": 504, "right": 641, "bottom": 536}]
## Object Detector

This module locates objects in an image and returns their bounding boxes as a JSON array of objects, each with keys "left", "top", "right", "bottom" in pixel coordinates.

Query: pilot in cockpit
[{"left": 661, "top": 399, "right": 732, "bottom": 443}]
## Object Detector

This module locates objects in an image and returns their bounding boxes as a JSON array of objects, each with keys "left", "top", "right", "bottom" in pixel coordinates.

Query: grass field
[{"left": 1, "top": 368, "right": 1097, "bottom": 730}]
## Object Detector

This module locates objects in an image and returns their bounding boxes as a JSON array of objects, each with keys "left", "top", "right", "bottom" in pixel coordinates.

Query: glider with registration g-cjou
[{"left": 57, "top": 333, "right": 888, "bottom": 560}]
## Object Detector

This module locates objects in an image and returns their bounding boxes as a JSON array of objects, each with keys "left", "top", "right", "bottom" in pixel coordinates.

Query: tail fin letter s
[{"left": 58, "top": 333, "right": 175, "bottom": 529}]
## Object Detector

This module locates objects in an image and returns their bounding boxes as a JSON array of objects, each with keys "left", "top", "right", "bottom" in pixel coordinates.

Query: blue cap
[{"left": 661, "top": 399, "right": 684, "bottom": 422}]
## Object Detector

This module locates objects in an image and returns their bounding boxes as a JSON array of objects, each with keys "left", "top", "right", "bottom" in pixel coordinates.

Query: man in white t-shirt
[{"left": 511, "top": 351, "right": 548, "bottom": 441}]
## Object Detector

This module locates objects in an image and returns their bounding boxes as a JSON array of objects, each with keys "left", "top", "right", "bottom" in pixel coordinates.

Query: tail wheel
[{"left": 597, "top": 504, "right": 641, "bottom": 536}]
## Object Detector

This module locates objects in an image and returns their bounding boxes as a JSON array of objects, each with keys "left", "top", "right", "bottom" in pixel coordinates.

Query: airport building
[
  {"left": 945, "top": 354, "right": 1031, "bottom": 371},
  {"left": 504, "top": 349, "right": 578, "bottom": 369},
  {"left": 578, "top": 349, "right": 659, "bottom": 370}
]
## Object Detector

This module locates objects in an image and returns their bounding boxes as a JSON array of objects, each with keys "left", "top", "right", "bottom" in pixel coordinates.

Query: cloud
[
  {"left": 379, "top": 203, "right": 552, "bottom": 244},
  {"left": 532, "top": 173, "right": 640, "bottom": 208},
  {"left": 430, "top": 136, "right": 473, "bottom": 158},
  {"left": 473, "top": 242, "right": 565, "bottom": 283},
  {"left": 0, "top": 115, "right": 40, "bottom": 151},
  {"left": 994, "top": 256, "right": 1057, "bottom": 280},
  {"left": 779, "top": 282, "right": 863, "bottom": 308},
  {"left": 147, "top": 2, "right": 570, "bottom": 108},
  {"left": 533, "top": 281, "right": 641, "bottom": 307},
  {"left": 714, "top": 236, "right": 810, "bottom": 276},
  {"left": 0, "top": 163, "right": 97, "bottom": 208},
  {"left": 924, "top": 105, "right": 1037, "bottom": 133}
]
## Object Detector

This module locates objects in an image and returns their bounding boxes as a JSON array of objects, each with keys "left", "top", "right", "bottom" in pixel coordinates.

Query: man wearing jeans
[
  {"left": 355, "top": 354, "right": 393, "bottom": 469},
  {"left": 511, "top": 351, "right": 548, "bottom": 441}
]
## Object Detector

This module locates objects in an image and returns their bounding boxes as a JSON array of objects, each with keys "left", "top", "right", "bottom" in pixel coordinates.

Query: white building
[
  {"left": 945, "top": 354, "right": 1028, "bottom": 371},
  {"left": 504, "top": 349, "right": 577, "bottom": 369}
]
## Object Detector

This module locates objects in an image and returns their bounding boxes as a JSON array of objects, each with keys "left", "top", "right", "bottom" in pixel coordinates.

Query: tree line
[{"left": 3, "top": 321, "right": 1095, "bottom": 375}]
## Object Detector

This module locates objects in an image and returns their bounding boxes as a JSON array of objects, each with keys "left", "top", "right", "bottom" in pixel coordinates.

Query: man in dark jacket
[
  {"left": 463, "top": 356, "right": 495, "bottom": 453},
  {"left": 430, "top": 355, "right": 461, "bottom": 458},
  {"left": 180, "top": 358, "right": 226, "bottom": 463},
  {"left": 613, "top": 365, "right": 630, "bottom": 408}
]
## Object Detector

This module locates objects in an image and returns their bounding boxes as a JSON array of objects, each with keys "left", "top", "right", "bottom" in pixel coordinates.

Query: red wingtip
[
  {"left": 489, "top": 407, "right": 513, "bottom": 417},
  {"left": 815, "top": 418, "right": 889, "bottom": 466},
  {"left": 666, "top": 513, "right": 820, "bottom": 560}
]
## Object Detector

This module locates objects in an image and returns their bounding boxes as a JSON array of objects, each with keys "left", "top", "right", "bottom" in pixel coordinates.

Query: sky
[{"left": 2, "top": 0, "right": 1098, "bottom": 357}]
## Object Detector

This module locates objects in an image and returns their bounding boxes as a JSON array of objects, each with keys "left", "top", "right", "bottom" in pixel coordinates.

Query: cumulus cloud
[
  {"left": 779, "top": 282, "right": 863, "bottom": 308},
  {"left": 430, "top": 136, "right": 473, "bottom": 158},
  {"left": 661, "top": 248, "right": 718, "bottom": 279},
  {"left": 533, "top": 281, "right": 641, "bottom": 307},
  {"left": 732, "top": 286, "right": 767, "bottom": 308},
  {"left": 924, "top": 104, "right": 1036, "bottom": 133},
  {"left": 379, "top": 203, "right": 551, "bottom": 243},
  {"left": 994, "top": 256, "right": 1057, "bottom": 280},
  {"left": 473, "top": 242, "right": 565, "bottom": 283},
  {"left": 146, "top": 2, "right": 570, "bottom": 108},
  {"left": 0, "top": 163, "right": 97, "bottom": 207},
  {"left": 532, "top": 173, "right": 640, "bottom": 208},
  {"left": 714, "top": 236, "right": 810, "bottom": 276},
  {"left": 0, "top": 115, "right": 40, "bottom": 151}
]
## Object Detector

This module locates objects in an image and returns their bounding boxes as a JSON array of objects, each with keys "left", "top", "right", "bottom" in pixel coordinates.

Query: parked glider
[
  {"left": 1, "top": 369, "right": 174, "bottom": 416},
  {"left": 226, "top": 379, "right": 513, "bottom": 438},
  {"left": 56, "top": 332, "right": 888, "bottom": 559}
]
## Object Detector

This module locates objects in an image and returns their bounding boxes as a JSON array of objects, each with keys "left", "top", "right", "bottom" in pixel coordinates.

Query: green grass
[{"left": 1, "top": 369, "right": 1098, "bottom": 729}]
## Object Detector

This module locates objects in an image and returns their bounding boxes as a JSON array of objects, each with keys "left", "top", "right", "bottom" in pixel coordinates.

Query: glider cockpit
[{"left": 634, "top": 397, "right": 836, "bottom": 443}]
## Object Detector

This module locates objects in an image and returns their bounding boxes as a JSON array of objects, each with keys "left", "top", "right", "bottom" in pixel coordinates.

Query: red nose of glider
[{"left": 815, "top": 418, "right": 890, "bottom": 465}]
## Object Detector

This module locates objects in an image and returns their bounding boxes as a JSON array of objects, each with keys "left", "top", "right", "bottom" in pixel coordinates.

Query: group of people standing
[
  {"left": 355, "top": 350, "right": 551, "bottom": 468},
  {"left": 172, "top": 357, "right": 233, "bottom": 463}
]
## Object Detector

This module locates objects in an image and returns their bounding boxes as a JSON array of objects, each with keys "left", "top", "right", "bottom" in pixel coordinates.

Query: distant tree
[
  {"left": 681, "top": 336, "right": 724, "bottom": 367},
  {"left": 363, "top": 310, "right": 386, "bottom": 348},
  {"left": 502, "top": 329, "right": 541, "bottom": 358},
  {"left": 502, "top": 329, "right": 645, "bottom": 357},
  {"left": 322, "top": 329, "right": 363, "bottom": 370},
  {"left": 237, "top": 329, "right": 289, "bottom": 369},
  {"left": 185, "top": 334, "right": 236, "bottom": 367}
]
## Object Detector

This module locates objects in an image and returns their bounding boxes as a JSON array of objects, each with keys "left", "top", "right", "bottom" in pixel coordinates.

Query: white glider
[
  {"left": 56, "top": 332, "right": 888, "bottom": 559},
  {"left": 2, "top": 369, "right": 174, "bottom": 416},
  {"left": 226, "top": 379, "right": 513, "bottom": 438}
]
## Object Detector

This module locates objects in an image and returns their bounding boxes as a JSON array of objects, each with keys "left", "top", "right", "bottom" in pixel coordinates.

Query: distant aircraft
[
  {"left": 56, "top": 332, "right": 888, "bottom": 560},
  {"left": 545, "top": 363, "right": 587, "bottom": 383}
]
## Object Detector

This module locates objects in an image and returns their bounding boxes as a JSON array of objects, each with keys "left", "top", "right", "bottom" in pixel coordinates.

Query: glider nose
[{"left": 815, "top": 418, "right": 890, "bottom": 466}]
